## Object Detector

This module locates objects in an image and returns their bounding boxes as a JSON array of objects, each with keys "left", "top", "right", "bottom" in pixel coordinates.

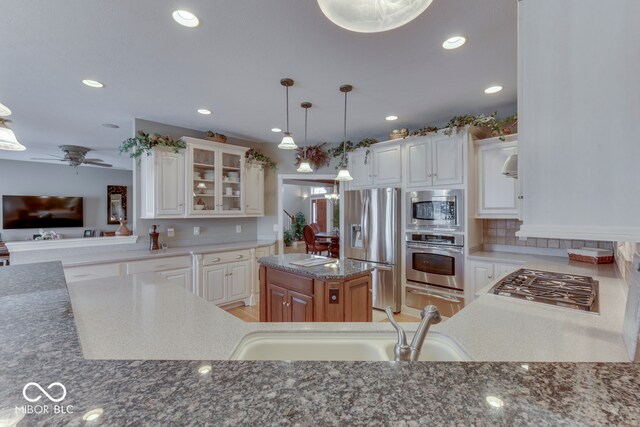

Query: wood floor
[{"left": 225, "top": 304, "right": 420, "bottom": 323}]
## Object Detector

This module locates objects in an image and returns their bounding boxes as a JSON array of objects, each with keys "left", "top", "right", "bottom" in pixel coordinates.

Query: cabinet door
[
  {"left": 348, "top": 150, "right": 373, "bottom": 189},
  {"left": 495, "top": 262, "right": 520, "bottom": 280},
  {"left": 289, "top": 290, "right": 313, "bottom": 322},
  {"left": 372, "top": 144, "right": 401, "bottom": 185},
  {"left": 219, "top": 150, "right": 244, "bottom": 213},
  {"left": 226, "top": 261, "right": 251, "bottom": 302},
  {"left": 244, "top": 163, "right": 264, "bottom": 215},
  {"left": 156, "top": 150, "right": 185, "bottom": 216},
  {"left": 432, "top": 135, "right": 463, "bottom": 186},
  {"left": 188, "top": 145, "right": 217, "bottom": 215},
  {"left": 161, "top": 268, "right": 193, "bottom": 293},
  {"left": 404, "top": 138, "right": 433, "bottom": 188},
  {"left": 203, "top": 265, "right": 227, "bottom": 305},
  {"left": 469, "top": 261, "right": 495, "bottom": 299},
  {"left": 344, "top": 276, "right": 372, "bottom": 322},
  {"left": 477, "top": 141, "right": 519, "bottom": 218},
  {"left": 267, "top": 283, "right": 287, "bottom": 322}
]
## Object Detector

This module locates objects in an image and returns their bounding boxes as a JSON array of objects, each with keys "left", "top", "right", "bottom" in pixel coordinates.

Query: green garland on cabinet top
[{"left": 119, "top": 131, "right": 186, "bottom": 161}]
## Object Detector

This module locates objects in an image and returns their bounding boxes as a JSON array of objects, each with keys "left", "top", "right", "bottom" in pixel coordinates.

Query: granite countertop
[
  {"left": 1, "top": 262, "right": 640, "bottom": 426},
  {"left": 12, "top": 240, "right": 276, "bottom": 267},
  {"left": 258, "top": 253, "right": 375, "bottom": 280}
]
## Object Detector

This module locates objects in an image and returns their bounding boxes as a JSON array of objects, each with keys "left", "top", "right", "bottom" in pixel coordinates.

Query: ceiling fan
[{"left": 31, "top": 145, "right": 112, "bottom": 168}]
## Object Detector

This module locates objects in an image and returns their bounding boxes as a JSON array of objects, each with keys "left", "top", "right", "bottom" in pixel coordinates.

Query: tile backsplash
[{"left": 483, "top": 219, "right": 614, "bottom": 250}]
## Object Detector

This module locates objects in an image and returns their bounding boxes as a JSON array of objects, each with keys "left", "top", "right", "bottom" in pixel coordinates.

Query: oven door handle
[
  {"left": 407, "top": 288, "right": 463, "bottom": 303},
  {"left": 407, "top": 244, "right": 463, "bottom": 254}
]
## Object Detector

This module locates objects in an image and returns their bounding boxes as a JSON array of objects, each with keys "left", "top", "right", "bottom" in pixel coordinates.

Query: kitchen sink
[{"left": 230, "top": 332, "right": 471, "bottom": 361}]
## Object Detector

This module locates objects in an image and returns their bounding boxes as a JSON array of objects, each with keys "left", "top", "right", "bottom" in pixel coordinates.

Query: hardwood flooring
[{"left": 225, "top": 304, "right": 420, "bottom": 323}]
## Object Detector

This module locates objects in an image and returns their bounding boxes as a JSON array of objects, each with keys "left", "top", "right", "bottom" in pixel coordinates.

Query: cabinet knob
[
  {"left": 518, "top": 195, "right": 524, "bottom": 200},
  {"left": 488, "top": 275, "right": 493, "bottom": 279},
  {"left": 428, "top": 174, "right": 432, "bottom": 177},
  {"left": 286, "top": 302, "right": 291, "bottom": 307},
  {"left": 282, "top": 301, "right": 286, "bottom": 306}
]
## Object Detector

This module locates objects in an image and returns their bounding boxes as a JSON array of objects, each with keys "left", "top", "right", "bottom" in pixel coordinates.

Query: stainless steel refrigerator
[{"left": 344, "top": 188, "right": 401, "bottom": 312}]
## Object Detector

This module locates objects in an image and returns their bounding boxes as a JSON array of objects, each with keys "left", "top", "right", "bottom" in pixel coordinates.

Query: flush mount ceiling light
[
  {"left": 102, "top": 123, "right": 119, "bottom": 129},
  {"left": 335, "top": 84, "right": 354, "bottom": 182},
  {"left": 317, "top": 0, "right": 434, "bottom": 33},
  {"left": 385, "top": 115, "right": 398, "bottom": 121},
  {"left": 197, "top": 108, "right": 212, "bottom": 115},
  {"left": 278, "top": 78, "right": 297, "bottom": 150},
  {"left": 0, "top": 118, "right": 26, "bottom": 151},
  {"left": 271, "top": 127, "right": 282, "bottom": 133},
  {"left": 0, "top": 101, "right": 12, "bottom": 116},
  {"left": 172, "top": 10, "right": 200, "bottom": 27},
  {"left": 297, "top": 102, "right": 314, "bottom": 173},
  {"left": 484, "top": 85, "right": 503, "bottom": 94},
  {"left": 442, "top": 35, "right": 466, "bottom": 49},
  {"left": 82, "top": 79, "right": 104, "bottom": 88}
]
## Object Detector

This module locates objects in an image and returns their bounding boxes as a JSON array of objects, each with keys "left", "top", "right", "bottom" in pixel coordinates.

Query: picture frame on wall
[{"left": 83, "top": 230, "right": 94, "bottom": 238}]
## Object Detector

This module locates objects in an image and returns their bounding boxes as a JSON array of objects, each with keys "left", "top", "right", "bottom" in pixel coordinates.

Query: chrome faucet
[{"left": 385, "top": 305, "right": 442, "bottom": 362}]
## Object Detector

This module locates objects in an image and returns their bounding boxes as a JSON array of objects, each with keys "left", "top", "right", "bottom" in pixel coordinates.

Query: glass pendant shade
[
  {"left": 278, "top": 133, "right": 297, "bottom": 150},
  {"left": 297, "top": 161, "right": 313, "bottom": 173},
  {"left": 317, "top": 0, "right": 434, "bottom": 33},
  {"left": 335, "top": 167, "right": 354, "bottom": 181},
  {"left": 0, "top": 121, "right": 25, "bottom": 151}
]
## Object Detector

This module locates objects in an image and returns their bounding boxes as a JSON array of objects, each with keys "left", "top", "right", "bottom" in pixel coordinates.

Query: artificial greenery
[
  {"left": 293, "top": 212, "right": 307, "bottom": 241},
  {"left": 443, "top": 112, "right": 517, "bottom": 141},
  {"left": 295, "top": 143, "right": 330, "bottom": 169},
  {"left": 328, "top": 138, "right": 379, "bottom": 168},
  {"left": 283, "top": 230, "right": 293, "bottom": 246},
  {"left": 410, "top": 126, "right": 439, "bottom": 136},
  {"left": 119, "top": 131, "right": 186, "bottom": 160},
  {"left": 245, "top": 148, "right": 277, "bottom": 170}
]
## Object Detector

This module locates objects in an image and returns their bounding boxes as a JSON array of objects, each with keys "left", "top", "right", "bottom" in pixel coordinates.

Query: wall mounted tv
[{"left": 2, "top": 195, "right": 84, "bottom": 229}]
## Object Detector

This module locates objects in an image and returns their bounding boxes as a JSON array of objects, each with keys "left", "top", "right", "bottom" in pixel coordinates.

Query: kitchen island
[
  {"left": 1, "top": 262, "right": 639, "bottom": 426},
  {"left": 258, "top": 254, "right": 374, "bottom": 322}
]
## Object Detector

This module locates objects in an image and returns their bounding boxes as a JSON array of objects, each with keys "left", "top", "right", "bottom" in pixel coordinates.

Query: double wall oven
[{"left": 405, "top": 190, "right": 465, "bottom": 318}]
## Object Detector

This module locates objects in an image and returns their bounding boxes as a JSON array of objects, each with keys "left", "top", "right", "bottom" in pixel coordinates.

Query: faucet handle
[
  {"left": 420, "top": 305, "right": 442, "bottom": 324},
  {"left": 385, "top": 306, "right": 407, "bottom": 347}
]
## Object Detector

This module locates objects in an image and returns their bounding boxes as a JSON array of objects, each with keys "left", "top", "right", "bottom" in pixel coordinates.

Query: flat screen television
[{"left": 2, "top": 195, "right": 84, "bottom": 229}]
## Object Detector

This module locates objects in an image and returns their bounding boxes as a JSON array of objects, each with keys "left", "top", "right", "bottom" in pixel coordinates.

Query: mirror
[{"left": 107, "top": 185, "right": 127, "bottom": 224}]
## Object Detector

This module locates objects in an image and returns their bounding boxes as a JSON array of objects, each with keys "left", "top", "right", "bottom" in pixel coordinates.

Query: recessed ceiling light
[
  {"left": 0, "top": 102, "right": 12, "bottom": 117},
  {"left": 271, "top": 127, "right": 282, "bottom": 133},
  {"left": 102, "top": 123, "right": 119, "bottom": 129},
  {"left": 82, "top": 408, "right": 104, "bottom": 422},
  {"left": 172, "top": 10, "right": 199, "bottom": 28},
  {"left": 82, "top": 79, "right": 104, "bottom": 88},
  {"left": 484, "top": 85, "right": 503, "bottom": 94},
  {"left": 197, "top": 109, "right": 212, "bottom": 115},
  {"left": 486, "top": 396, "right": 504, "bottom": 408},
  {"left": 385, "top": 115, "right": 399, "bottom": 121},
  {"left": 442, "top": 36, "right": 466, "bottom": 49}
]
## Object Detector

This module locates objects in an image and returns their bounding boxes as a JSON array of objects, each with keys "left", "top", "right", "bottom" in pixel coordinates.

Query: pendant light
[
  {"left": 278, "top": 78, "right": 297, "bottom": 150},
  {"left": 317, "top": 0, "right": 434, "bottom": 33},
  {"left": 324, "top": 181, "right": 340, "bottom": 202},
  {"left": 0, "top": 118, "right": 26, "bottom": 151},
  {"left": 335, "top": 84, "right": 353, "bottom": 181},
  {"left": 297, "top": 102, "right": 313, "bottom": 173}
]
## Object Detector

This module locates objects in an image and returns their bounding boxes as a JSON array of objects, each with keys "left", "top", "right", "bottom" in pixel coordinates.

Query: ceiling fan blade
[
  {"left": 83, "top": 158, "right": 104, "bottom": 162},
  {"left": 84, "top": 161, "right": 112, "bottom": 168},
  {"left": 30, "top": 157, "right": 66, "bottom": 161}
]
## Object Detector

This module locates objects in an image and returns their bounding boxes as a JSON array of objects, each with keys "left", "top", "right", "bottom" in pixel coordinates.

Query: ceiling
[{"left": 0, "top": 0, "right": 517, "bottom": 169}]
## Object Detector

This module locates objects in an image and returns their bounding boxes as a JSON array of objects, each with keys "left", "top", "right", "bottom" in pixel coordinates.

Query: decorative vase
[{"left": 115, "top": 220, "right": 131, "bottom": 236}]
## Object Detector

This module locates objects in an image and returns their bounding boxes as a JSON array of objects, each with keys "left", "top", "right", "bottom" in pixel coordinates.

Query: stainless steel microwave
[{"left": 407, "top": 189, "right": 464, "bottom": 230}]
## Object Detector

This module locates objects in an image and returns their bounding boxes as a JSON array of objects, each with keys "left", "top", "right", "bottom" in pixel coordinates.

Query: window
[{"left": 310, "top": 187, "right": 328, "bottom": 195}]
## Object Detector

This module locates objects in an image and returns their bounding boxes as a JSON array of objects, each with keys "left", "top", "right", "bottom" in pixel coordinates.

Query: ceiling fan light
[
  {"left": 278, "top": 133, "right": 297, "bottom": 150},
  {"left": 335, "top": 167, "right": 353, "bottom": 181},
  {"left": 0, "top": 102, "right": 12, "bottom": 117},
  {"left": 0, "top": 121, "right": 25, "bottom": 151},
  {"left": 317, "top": 0, "right": 434, "bottom": 33},
  {"left": 297, "top": 161, "right": 313, "bottom": 173}
]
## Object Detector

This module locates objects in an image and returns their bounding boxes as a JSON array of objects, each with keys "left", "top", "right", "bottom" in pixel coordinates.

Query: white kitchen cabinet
[
  {"left": 198, "top": 248, "right": 253, "bottom": 306},
  {"left": 64, "top": 262, "right": 122, "bottom": 283},
  {"left": 226, "top": 261, "right": 251, "bottom": 301},
  {"left": 140, "top": 148, "right": 186, "bottom": 218},
  {"left": 404, "top": 133, "right": 464, "bottom": 189},
  {"left": 203, "top": 264, "right": 227, "bottom": 304},
  {"left": 476, "top": 137, "right": 519, "bottom": 218},
  {"left": 244, "top": 163, "right": 264, "bottom": 216},
  {"left": 466, "top": 258, "right": 522, "bottom": 301},
  {"left": 348, "top": 142, "right": 401, "bottom": 189}
]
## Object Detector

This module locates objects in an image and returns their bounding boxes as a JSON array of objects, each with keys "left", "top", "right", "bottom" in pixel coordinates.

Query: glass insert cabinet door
[
  {"left": 190, "top": 146, "right": 216, "bottom": 214},
  {"left": 220, "top": 151, "right": 242, "bottom": 212}
]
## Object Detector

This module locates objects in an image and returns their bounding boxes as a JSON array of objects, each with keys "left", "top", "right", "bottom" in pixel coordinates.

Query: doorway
[{"left": 311, "top": 198, "right": 327, "bottom": 231}]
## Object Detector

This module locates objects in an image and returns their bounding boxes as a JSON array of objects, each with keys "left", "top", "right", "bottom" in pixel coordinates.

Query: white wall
[{"left": 0, "top": 159, "right": 132, "bottom": 241}]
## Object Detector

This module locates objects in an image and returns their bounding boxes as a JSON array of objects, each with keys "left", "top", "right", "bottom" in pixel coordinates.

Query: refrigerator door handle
[
  {"left": 362, "top": 193, "right": 370, "bottom": 252},
  {"left": 375, "top": 265, "right": 393, "bottom": 272}
]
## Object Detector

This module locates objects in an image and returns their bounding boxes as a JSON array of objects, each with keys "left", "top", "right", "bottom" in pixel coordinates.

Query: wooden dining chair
[{"left": 302, "top": 225, "right": 330, "bottom": 256}]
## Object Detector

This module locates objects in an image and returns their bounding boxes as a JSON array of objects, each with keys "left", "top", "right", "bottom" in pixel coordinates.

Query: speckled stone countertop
[
  {"left": 258, "top": 253, "right": 375, "bottom": 279},
  {"left": 2, "top": 263, "right": 640, "bottom": 426}
]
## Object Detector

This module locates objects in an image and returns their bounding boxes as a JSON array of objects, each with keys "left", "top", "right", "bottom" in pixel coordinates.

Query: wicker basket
[
  {"left": 204, "top": 133, "right": 227, "bottom": 143},
  {"left": 567, "top": 248, "right": 614, "bottom": 264}
]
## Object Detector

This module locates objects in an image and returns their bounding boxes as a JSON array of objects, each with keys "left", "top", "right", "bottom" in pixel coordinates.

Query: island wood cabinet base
[{"left": 259, "top": 266, "right": 372, "bottom": 322}]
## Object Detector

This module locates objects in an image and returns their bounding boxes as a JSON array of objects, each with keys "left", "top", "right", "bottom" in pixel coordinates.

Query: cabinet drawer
[
  {"left": 202, "top": 249, "right": 251, "bottom": 266},
  {"left": 267, "top": 269, "right": 314, "bottom": 296},
  {"left": 126, "top": 256, "right": 191, "bottom": 274},
  {"left": 64, "top": 263, "right": 122, "bottom": 283}
]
